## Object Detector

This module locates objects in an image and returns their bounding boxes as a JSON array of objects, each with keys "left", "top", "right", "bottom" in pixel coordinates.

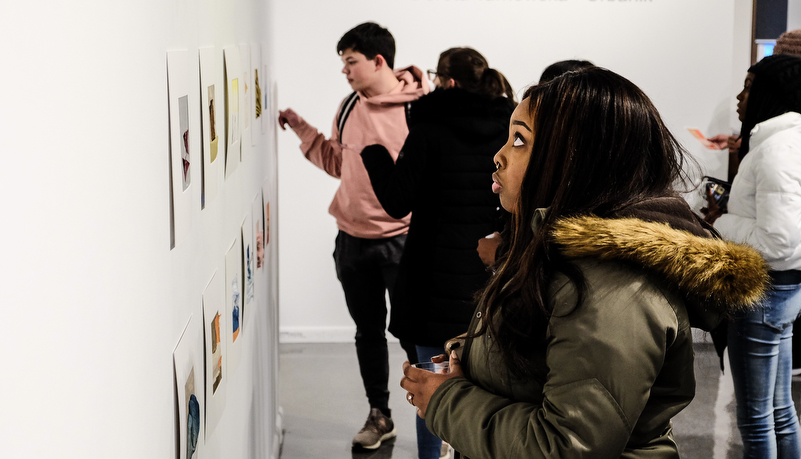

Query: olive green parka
[{"left": 425, "top": 199, "right": 768, "bottom": 458}]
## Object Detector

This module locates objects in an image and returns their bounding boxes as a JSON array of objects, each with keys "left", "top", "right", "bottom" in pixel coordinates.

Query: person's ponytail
[
  {"left": 437, "top": 47, "right": 516, "bottom": 103},
  {"left": 476, "top": 68, "right": 516, "bottom": 102}
]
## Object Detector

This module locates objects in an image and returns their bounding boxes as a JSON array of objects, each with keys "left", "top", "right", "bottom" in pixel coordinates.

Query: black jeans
[{"left": 334, "top": 230, "right": 407, "bottom": 413}]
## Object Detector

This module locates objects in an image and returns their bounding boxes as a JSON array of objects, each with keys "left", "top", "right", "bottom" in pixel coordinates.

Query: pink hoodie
[{"left": 292, "top": 66, "right": 430, "bottom": 239}]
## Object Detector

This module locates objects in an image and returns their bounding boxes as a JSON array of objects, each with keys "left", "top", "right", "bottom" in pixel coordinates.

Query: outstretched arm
[{"left": 278, "top": 107, "right": 343, "bottom": 178}]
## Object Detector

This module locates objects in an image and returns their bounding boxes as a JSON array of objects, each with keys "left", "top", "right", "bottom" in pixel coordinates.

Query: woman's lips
[{"left": 492, "top": 173, "right": 502, "bottom": 194}]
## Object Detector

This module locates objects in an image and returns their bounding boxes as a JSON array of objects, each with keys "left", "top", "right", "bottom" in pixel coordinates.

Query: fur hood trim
[{"left": 552, "top": 215, "right": 769, "bottom": 311}]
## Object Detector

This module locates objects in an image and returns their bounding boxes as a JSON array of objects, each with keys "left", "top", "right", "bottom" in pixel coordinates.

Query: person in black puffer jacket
[{"left": 361, "top": 47, "right": 515, "bottom": 459}]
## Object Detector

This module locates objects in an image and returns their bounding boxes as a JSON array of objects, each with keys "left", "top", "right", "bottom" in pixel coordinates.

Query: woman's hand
[
  {"left": 700, "top": 187, "right": 723, "bottom": 224},
  {"left": 400, "top": 351, "right": 464, "bottom": 418},
  {"left": 477, "top": 232, "right": 501, "bottom": 267},
  {"left": 707, "top": 134, "right": 730, "bottom": 150}
]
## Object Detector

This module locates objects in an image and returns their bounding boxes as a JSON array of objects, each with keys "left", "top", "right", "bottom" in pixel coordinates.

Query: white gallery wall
[
  {"left": 275, "top": 0, "right": 755, "bottom": 343},
  {"left": 790, "top": 0, "right": 801, "bottom": 30},
  {"left": 1, "top": 1, "right": 282, "bottom": 459}
]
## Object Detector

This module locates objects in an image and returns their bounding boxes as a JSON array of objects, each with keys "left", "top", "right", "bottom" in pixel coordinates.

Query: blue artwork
[
  {"left": 232, "top": 276, "right": 241, "bottom": 340},
  {"left": 245, "top": 245, "right": 254, "bottom": 302},
  {"left": 187, "top": 394, "right": 199, "bottom": 458}
]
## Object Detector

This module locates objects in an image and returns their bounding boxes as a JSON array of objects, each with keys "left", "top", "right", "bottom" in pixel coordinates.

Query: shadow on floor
[{"left": 351, "top": 438, "right": 397, "bottom": 459}]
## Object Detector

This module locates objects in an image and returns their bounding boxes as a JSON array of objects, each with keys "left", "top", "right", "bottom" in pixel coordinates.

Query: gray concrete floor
[{"left": 279, "top": 342, "right": 801, "bottom": 459}]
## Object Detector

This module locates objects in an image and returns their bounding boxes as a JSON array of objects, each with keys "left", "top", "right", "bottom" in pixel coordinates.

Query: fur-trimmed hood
[{"left": 545, "top": 198, "right": 770, "bottom": 329}]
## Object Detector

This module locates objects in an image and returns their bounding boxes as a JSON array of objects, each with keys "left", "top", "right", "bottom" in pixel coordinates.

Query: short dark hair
[
  {"left": 337, "top": 22, "right": 396, "bottom": 69},
  {"left": 538, "top": 59, "right": 594, "bottom": 84}
]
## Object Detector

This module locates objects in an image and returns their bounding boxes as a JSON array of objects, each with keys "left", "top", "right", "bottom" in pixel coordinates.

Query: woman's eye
[{"left": 513, "top": 134, "right": 524, "bottom": 147}]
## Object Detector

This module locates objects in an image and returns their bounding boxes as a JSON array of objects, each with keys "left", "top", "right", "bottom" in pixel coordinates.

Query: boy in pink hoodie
[{"left": 278, "top": 22, "right": 429, "bottom": 450}]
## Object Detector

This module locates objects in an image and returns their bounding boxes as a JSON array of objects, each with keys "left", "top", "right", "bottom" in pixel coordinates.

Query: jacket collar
[
  {"left": 749, "top": 112, "right": 801, "bottom": 151},
  {"left": 547, "top": 213, "right": 768, "bottom": 316}
]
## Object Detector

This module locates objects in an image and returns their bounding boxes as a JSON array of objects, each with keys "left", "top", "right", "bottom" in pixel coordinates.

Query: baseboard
[
  {"left": 272, "top": 408, "right": 284, "bottom": 459},
  {"left": 279, "top": 326, "right": 399, "bottom": 344}
]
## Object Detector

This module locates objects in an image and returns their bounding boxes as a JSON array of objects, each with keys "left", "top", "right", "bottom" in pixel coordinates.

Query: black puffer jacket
[{"left": 361, "top": 88, "right": 515, "bottom": 346}]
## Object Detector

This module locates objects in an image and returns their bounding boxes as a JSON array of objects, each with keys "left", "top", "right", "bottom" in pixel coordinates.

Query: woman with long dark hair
[
  {"left": 399, "top": 67, "right": 769, "bottom": 458},
  {"left": 361, "top": 46, "right": 515, "bottom": 459},
  {"left": 704, "top": 54, "right": 801, "bottom": 458}
]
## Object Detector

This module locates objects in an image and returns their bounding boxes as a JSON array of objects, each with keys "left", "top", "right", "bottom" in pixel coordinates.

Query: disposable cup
[{"left": 411, "top": 361, "right": 449, "bottom": 374}]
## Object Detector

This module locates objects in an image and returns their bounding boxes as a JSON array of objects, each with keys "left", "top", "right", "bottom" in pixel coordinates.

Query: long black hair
[
  {"left": 436, "top": 47, "right": 516, "bottom": 102},
  {"left": 474, "top": 67, "right": 689, "bottom": 377},
  {"left": 739, "top": 54, "right": 801, "bottom": 158}
]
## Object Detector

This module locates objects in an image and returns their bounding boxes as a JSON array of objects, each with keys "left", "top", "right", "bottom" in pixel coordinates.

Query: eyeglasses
[{"left": 427, "top": 69, "right": 437, "bottom": 81}]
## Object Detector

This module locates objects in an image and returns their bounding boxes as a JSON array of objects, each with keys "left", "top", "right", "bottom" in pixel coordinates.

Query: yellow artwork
[{"left": 254, "top": 69, "right": 262, "bottom": 119}]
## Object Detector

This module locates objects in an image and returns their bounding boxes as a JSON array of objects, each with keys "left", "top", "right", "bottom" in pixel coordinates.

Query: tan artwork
[{"left": 211, "top": 313, "right": 222, "bottom": 393}]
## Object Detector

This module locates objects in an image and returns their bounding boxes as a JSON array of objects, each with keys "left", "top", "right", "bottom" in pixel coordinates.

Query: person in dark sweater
[{"left": 360, "top": 47, "right": 515, "bottom": 459}]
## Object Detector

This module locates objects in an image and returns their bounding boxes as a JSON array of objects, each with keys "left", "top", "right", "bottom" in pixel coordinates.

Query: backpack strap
[{"left": 336, "top": 91, "right": 359, "bottom": 139}]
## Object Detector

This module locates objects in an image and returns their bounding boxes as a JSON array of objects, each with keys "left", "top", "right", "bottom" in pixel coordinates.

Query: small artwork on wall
[
  {"left": 208, "top": 85, "right": 218, "bottom": 163},
  {"left": 179, "top": 95, "right": 191, "bottom": 190},
  {"left": 225, "top": 237, "right": 243, "bottom": 375},
  {"left": 242, "top": 73, "right": 250, "bottom": 132},
  {"left": 211, "top": 312, "right": 222, "bottom": 393},
  {"left": 261, "top": 64, "right": 269, "bottom": 135},
  {"left": 251, "top": 44, "right": 262, "bottom": 147},
  {"left": 254, "top": 68, "right": 262, "bottom": 120},
  {"left": 231, "top": 278, "right": 241, "bottom": 342},
  {"left": 256, "top": 220, "right": 264, "bottom": 268},
  {"left": 242, "top": 213, "right": 255, "bottom": 313},
  {"left": 184, "top": 368, "right": 200, "bottom": 459},
  {"left": 252, "top": 193, "right": 265, "bottom": 270},
  {"left": 224, "top": 46, "right": 241, "bottom": 179},
  {"left": 167, "top": 49, "right": 192, "bottom": 247},
  {"left": 231, "top": 78, "right": 240, "bottom": 143},
  {"left": 199, "top": 46, "right": 223, "bottom": 206},
  {"left": 174, "top": 314, "right": 204, "bottom": 459},
  {"left": 202, "top": 271, "right": 227, "bottom": 439}
]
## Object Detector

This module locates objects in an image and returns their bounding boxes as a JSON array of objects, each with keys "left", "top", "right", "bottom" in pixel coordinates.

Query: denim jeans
[
  {"left": 415, "top": 345, "right": 446, "bottom": 459},
  {"left": 728, "top": 281, "right": 801, "bottom": 459},
  {"left": 334, "top": 231, "right": 406, "bottom": 414}
]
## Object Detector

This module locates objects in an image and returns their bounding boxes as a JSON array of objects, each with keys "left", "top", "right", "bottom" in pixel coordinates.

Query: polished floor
[{"left": 279, "top": 341, "right": 801, "bottom": 459}]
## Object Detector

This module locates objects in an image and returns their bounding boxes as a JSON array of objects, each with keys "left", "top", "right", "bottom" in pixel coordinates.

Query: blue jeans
[
  {"left": 415, "top": 345, "right": 445, "bottom": 459},
  {"left": 728, "top": 281, "right": 801, "bottom": 459}
]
